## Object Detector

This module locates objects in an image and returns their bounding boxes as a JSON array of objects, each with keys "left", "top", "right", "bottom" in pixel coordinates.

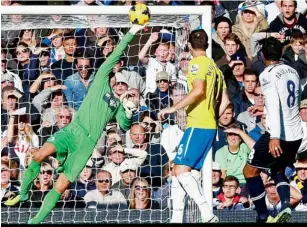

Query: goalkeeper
[{"left": 5, "top": 24, "right": 145, "bottom": 224}]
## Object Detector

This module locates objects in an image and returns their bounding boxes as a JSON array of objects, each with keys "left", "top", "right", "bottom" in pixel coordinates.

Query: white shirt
[
  {"left": 259, "top": 63, "right": 303, "bottom": 141},
  {"left": 84, "top": 189, "right": 127, "bottom": 207},
  {"left": 145, "top": 57, "right": 176, "bottom": 94}
]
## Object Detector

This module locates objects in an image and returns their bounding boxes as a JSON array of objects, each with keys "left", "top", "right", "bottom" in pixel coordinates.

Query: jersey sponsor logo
[
  {"left": 206, "top": 65, "right": 214, "bottom": 76},
  {"left": 103, "top": 92, "right": 117, "bottom": 111},
  {"left": 190, "top": 64, "right": 199, "bottom": 75},
  {"left": 261, "top": 78, "right": 270, "bottom": 87}
]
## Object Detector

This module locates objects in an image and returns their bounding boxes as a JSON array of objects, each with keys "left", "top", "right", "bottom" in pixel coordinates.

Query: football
[{"left": 128, "top": 3, "right": 151, "bottom": 25}]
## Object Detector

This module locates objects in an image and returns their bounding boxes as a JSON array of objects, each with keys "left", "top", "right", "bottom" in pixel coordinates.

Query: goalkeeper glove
[{"left": 122, "top": 97, "right": 137, "bottom": 119}]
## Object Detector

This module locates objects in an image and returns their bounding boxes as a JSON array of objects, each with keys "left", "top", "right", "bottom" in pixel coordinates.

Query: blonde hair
[
  {"left": 13, "top": 115, "right": 35, "bottom": 145},
  {"left": 128, "top": 177, "right": 151, "bottom": 209}
]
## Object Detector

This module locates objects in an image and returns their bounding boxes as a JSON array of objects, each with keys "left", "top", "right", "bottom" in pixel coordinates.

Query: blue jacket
[{"left": 63, "top": 72, "right": 95, "bottom": 110}]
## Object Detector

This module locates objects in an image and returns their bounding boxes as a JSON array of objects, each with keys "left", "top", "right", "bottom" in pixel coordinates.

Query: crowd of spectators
[{"left": 1, "top": 0, "right": 307, "bottom": 217}]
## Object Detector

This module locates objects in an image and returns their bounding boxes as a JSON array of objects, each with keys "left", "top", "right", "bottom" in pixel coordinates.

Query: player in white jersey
[{"left": 242, "top": 37, "right": 303, "bottom": 223}]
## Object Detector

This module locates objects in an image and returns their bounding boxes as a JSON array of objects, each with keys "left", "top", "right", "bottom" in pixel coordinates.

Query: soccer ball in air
[{"left": 129, "top": 3, "right": 151, "bottom": 25}]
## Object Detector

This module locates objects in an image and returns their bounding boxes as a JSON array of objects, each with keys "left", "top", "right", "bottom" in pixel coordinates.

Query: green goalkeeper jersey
[{"left": 74, "top": 32, "right": 134, "bottom": 142}]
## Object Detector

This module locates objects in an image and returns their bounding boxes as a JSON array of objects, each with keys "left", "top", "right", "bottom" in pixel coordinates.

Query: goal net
[{"left": 1, "top": 5, "right": 212, "bottom": 224}]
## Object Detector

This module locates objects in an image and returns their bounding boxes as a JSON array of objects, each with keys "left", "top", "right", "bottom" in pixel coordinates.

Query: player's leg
[
  {"left": 4, "top": 143, "right": 56, "bottom": 206},
  {"left": 243, "top": 132, "right": 275, "bottom": 223},
  {"left": 170, "top": 173, "right": 187, "bottom": 223},
  {"left": 173, "top": 128, "right": 216, "bottom": 223},
  {"left": 28, "top": 173, "right": 70, "bottom": 224},
  {"left": 243, "top": 164, "right": 268, "bottom": 222},
  {"left": 269, "top": 139, "right": 302, "bottom": 223}
]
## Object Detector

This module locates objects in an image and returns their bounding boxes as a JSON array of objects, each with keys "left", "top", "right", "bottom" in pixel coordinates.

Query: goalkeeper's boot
[
  {"left": 270, "top": 208, "right": 292, "bottom": 223},
  {"left": 4, "top": 194, "right": 28, "bottom": 206}
]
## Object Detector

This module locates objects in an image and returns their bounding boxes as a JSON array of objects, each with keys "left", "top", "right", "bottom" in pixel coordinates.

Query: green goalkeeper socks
[
  {"left": 30, "top": 189, "right": 61, "bottom": 224},
  {"left": 20, "top": 160, "right": 41, "bottom": 200}
]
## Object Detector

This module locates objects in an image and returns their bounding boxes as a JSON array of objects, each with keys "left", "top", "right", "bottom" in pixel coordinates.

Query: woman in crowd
[{"left": 128, "top": 177, "right": 160, "bottom": 210}]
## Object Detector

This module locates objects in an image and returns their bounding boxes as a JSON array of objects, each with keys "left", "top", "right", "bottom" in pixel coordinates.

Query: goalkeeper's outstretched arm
[{"left": 95, "top": 24, "right": 147, "bottom": 80}]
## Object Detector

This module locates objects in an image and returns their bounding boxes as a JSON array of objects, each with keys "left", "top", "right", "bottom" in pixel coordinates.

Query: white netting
[{"left": 1, "top": 8, "right": 208, "bottom": 224}]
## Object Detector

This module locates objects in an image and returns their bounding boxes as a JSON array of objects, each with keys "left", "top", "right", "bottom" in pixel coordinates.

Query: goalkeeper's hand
[
  {"left": 122, "top": 97, "right": 137, "bottom": 119},
  {"left": 129, "top": 23, "right": 149, "bottom": 35}
]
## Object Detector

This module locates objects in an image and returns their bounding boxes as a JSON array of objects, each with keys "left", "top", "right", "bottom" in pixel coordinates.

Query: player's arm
[
  {"left": 218, "top": 88, "right": 230, "bottom": 117},
  {"left": 114, "top": 104, "right": 132, "bottom": 132},
  {"left": 96, "top": 25, "right": 145, "bottom": 81}
]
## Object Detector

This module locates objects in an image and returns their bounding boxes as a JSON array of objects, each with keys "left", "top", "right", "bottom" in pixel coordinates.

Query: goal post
[{"left": 1, "top": 5, "right": 213, "bottom": 223}]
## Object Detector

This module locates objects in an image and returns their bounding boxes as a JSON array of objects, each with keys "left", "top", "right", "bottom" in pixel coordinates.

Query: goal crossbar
[{"left": 2, "top": 5, "right": 210, "bottom": 15}]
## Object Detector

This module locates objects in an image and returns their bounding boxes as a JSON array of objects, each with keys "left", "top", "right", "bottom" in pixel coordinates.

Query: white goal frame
[{"left": 1, "top": 5, "right": 213, "bottom": 212}]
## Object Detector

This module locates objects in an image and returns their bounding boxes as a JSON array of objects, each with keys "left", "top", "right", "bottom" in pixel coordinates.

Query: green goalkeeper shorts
[{"left": 46, "top": 120, "right": 96, "bottom": 183}]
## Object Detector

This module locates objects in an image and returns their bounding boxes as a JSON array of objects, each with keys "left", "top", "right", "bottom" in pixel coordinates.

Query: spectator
[
  {"left": 237, "top": 85, "right": 265, "bottom": 133},
  {"left": 269, "top": 0, "right": 307, "bottom": 46},
  {"left": 41, "top": 29, "right": 66, "bottom": 65},
  {"left": 114, "top": 73, "right": 129, "bottom": 99},
  {"left": 1, "top": 50, "right": 23, "bottom": 92},
  {"left": 36, "top": 46, "right": 51, "bottom": 73},
  {"left": 84, "top": 170, "right": 127, "bottom": 209},
  {"left": 215, "top": 123, "right": 251, "bottom": 185},
  {"left": 28, "top": 162, "right": 54, "bottom": 208},
  {"left": 18, "top": 29, "right": 38, "bottom": 52},
  {"left": 140, "top": 111, "right": 162, "bottom": 145},
  {"left": 74, "top": 0, "right": 104, "bottom": 5},
  {"left": 212, "top": 103, "right": 246, "bottom": 155},
  {"left": 293, "top": 35, "right": 307, "bottom": 89},
  {"left": 29, "top": 70, "right": 57, "bottom": 95},
  {"left": 39, "top": 106, "right": 73, "bottom": 145},
  {"left": 111, "top": 160, "right": 137, "bottom": 200},
  {"left": 233, "top": 1, "right": 268, "bottom": 59},
  {"left": 70, "top": 164, "right": 96, "bottom": 200},
  {"left": 63, "top": 52, "right": 95, "bottom": 110},
  {"left": 102, "top": 142, "right": 147, "bottom": 186},
  {"left": 282, "top": 33, "right": 304, "bottom": 65},
  {"left": 51, "top": 36, "right": 78, "bottom": 81},
  {"left": 214, "top": 176, "right": 249, "bottom": 210},
  {"left": 212, "top": 162, "right": 224, "bottom": 199},
  {"left": 213, "top": 16, "right": 232, "bottom": 54},
  {"left": 4, "top": 113, "right": 39, "bottom": 169},
  {"left": 128, "top": 177, "right": 160, "bottom": 209},
  {"left": 290, "top": 160, "right": 307, "bottom": 211},
  {"left": 264, "top": 178, "right": 303, "bottom": 216},
  {"left": 138, "top": 32, "right": 177, "bottom": 94},
  {"left": 32, "top": 84, "right": 67, "bottom": 126},
  {"left": 130, "top": 124, "right": 169, "bottom": 187},
  {"left": 146, "top": 71, "right": 173, "bottom": 117},
  {"left": 94, "top": 37, "right": 117, "bottom": 68},
  {"left": 112, "top": 58, "right": 146, "bottom": 101},
  {"left": 176, "top": 51, "right": 190, "bottom": 93},
  {"left": 265, "top": 0, "right": 307, "bottom": 24},
  {"left": 1, "top": 160, "right": 19, "bottom": 206},
  {"left": 15, "top": 42, "right": 38, "bottom": 100},
  {"left": 232, "top": 69, "right": 258, "bottom": 117}
]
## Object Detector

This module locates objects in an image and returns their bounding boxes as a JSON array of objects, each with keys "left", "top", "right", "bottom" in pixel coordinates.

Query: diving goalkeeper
[{"left": 5, "top": 24, "right": 146, "bottom": 224}]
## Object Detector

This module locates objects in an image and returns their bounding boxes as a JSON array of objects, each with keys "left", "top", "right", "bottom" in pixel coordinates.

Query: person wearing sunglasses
[
  {"left": 84, "top": 170, "right": 127, "bottom": 209},
  {"left": 63, "top": 52, "right": 95, "bottom": 111},
  {"left": 28, "top": 162, "right": 54, "bottom": 208},
  {"left": 40, "top": 106, "right": 73, "bottom": 145},
  {"left": 128, "top": 177, "right": 160, "bottom": 210}
]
